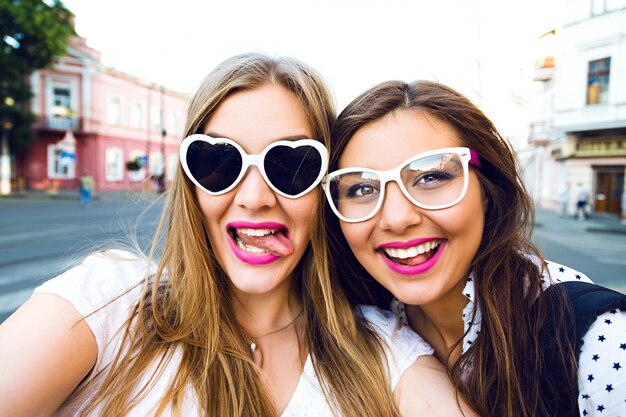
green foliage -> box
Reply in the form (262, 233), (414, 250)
(2, 106), (35, 154)
(0, 0), (75, 78)
(0, 0), (75, 154)
(126, 158), (142, 172)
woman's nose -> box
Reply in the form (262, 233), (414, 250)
(377, 182), (423, 234)
(233, 167), (277, 210)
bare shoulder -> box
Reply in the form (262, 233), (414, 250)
(395, 355), (480, 417)
(0, 293), (97, 416)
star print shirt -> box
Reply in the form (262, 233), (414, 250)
(392, 260), (626, 417)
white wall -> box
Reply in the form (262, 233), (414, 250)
(554, 5), (626, 131)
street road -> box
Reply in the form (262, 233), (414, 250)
(533, 208), (626, 293)
(0, 197), (625, 325)
(0, 194), (164, 323)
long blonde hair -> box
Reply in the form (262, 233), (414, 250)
(81, 53), (400, 417)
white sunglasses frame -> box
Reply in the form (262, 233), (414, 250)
(180, 134), (329, 199)
(323, 147), (480, 222)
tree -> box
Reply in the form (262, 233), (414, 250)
(0, 0), (75, 155)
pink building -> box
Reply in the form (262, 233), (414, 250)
(19, 36), (188, 192)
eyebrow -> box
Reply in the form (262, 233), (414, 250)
(204, 132), (312, 141)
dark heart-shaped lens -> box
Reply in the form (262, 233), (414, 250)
(186, 141), (243, 193)
(264, 145), (322, 196)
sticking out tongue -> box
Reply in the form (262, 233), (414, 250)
(237, 230), (294, 257)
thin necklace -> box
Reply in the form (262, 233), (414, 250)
(248, 308), (303, 353)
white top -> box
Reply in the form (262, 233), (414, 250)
(34, 250), (432, 417)
(392, 260), (626, 417)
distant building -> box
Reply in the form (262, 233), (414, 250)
(19, 36), (188, 192)
(523, 0), (626, 217)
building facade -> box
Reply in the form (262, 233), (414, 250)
(18, 36), (188, 192)
(524, 0), (626, 218)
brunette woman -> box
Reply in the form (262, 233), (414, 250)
(325, 80), (626, 417)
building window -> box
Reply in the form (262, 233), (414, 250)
(167, 111), (180, 136)
(52, 87), (72, 116)
(47, 144), (76, 179)
(150, 107), (162, 131)
(150, 151), (164, 176)
(167, 153), (178, 181)
(105, 147), (124, 181)
(107, 96), (122, 125)
(47, 85), (79, 130)
(587, 57), (610, 105)
(130, 103), (144, 129)
(128, 149), (146, 182)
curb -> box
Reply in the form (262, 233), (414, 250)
(535, 214), (626, 235)
(586, 227), (626, 235)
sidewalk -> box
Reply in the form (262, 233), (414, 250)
(535, 206), (626, 235)
(0, 189), (164, 202)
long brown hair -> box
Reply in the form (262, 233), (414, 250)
(326, 80), (578, 417)
(81, 54), (399, 417)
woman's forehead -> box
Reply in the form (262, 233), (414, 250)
(338, 110), (463, 170)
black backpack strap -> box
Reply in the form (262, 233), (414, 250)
(539, 281), (626, 417)
(560, 281), (626, 353)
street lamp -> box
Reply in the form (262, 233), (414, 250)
(0, 95), (14, 196)
(157, 85), (166, 194)
(158, 126), (166, 193)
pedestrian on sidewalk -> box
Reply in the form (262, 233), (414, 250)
(559, 183), (570, 218)
(621, 190), (626, 225)
(79, 171), (93, 208)
(576, 183), (589, 220)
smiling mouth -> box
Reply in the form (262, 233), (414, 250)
(379, 240), (443, 266)
(228, 227), (293, 257)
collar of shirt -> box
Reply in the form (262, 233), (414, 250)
(460, 274), (481, 353)
(390, 275), (480, 355)
(390, 259), (592, 355)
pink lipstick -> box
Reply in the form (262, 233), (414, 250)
(226, 221), (290, 265)
(377, 239), (446, 276)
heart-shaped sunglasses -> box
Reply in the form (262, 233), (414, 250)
(180, 134), (328, 199)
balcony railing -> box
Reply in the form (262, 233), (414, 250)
(528, 121), (552, 145)
(34, 116), (83, 132)
(534, 56), (555, 82)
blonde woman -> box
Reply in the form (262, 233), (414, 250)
(0, 54), (471, 417)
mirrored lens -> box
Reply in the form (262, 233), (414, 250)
(328, 171), (381, 221)
(400, 153), (465, 207)
(186, 141), (242, 192)
(329, 152), (466, 220)
(264, 145), (323, 196)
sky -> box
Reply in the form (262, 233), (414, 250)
(62, 0), (565, 143)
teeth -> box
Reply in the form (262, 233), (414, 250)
(383, 240), (441, 259)
(237, 228), (276, 237)
(235, 236), (268, 254)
